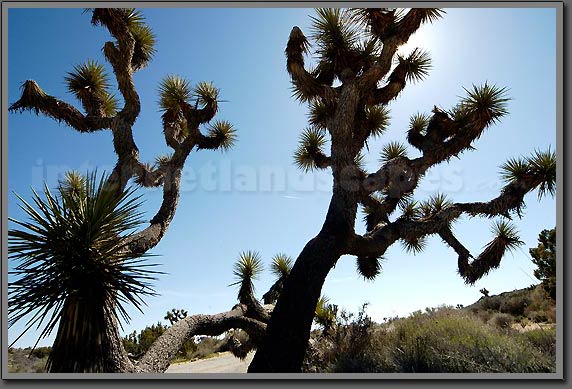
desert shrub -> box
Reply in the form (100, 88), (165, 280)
(187, 336), (227, 361)
(499, 295), (530, 316)
(488, 313), (515, 329)
(307, 307), (555, 373)
(30, 347), (51, 359)
(389, 309), (553, 373)
(7, 348), (48, 373)
(519, 328), (556, 357)
(303, 304), (394, 373)
(527, 311), (548, 323)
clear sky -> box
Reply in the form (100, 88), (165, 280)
(7, 7), (556, 347)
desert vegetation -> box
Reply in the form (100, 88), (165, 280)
(303, 288), (556, 373)
(8, 7), (556, 374)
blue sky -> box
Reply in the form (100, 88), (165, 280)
(7, 7), (556, 347)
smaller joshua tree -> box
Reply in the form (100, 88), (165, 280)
(9, 172), (158, 373)
(164, 308), (189, 325)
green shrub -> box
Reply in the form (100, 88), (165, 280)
(306, 307), (556, 373)
(519, 328), (556, 357)
(488, 313), (514, 329)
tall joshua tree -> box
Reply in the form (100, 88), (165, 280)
(8, 8), (238, 372)
(249, 8), (556, 372)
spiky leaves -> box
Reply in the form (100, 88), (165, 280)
(310, 8), (361, 79)
(528, 149), (556, 200)
(379, 141), (408, 164)
(397, 48), (432, 83)
(293, 127), (330, 172)
(8, 172), (158, 371)
(419, 193), (453, 219)
(129, 22), (156, 71)
(90, 8), (156, 71)
(459, 82), (510, 128)
(158, 75), (192, 115)
(158, 75), (192, 139)
(499, 157), (530, 184)
(364, 105), (391, 138)
(458, 220), (523, 284)
(65, 61), (110, 100)
(58, 171), (87, 198)
(199, 120), (237, 151)
(499, 148), (556, 200)
(270, 254), (294, 279)
(64, 60), (118, 116)
(407, 113), (430, 150)
(314, 295), (337, 332)
(356, 255), (383, 280)
(231, 251), (263, 304)
(399, 199), (421, 220)
(262, 254), (294, 305)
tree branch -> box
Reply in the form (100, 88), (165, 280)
(98, 9), (140, 125)
(9, 80), (112, 132)
(135, 305), (267, 373)
(348, 177), (539, 263)
(358, 8), (442, 90)
(286, 26), (335, 102)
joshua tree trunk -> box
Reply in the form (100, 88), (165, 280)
(47, 295), (133, 373)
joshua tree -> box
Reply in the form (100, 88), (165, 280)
(164, 308), (189, 325)
(8, 8), (239, 372)
(530, 228), (556, 300)
(314, 296), (338, 336)
(480, 288), (490, 298)
(248, 8), (556, 372)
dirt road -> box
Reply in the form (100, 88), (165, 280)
(166, 352), (254, 374)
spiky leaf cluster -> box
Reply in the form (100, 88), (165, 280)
(460, 220), (523, 284)
(154, 153), (173, 170)
(8, 172), (158, 346)
(399, 200), (421, 220)
(397, 48), (432, 83)
(158, 75), (192, 114)
(205, 120), (237, 151)
(314, 295), (337, 331)
(364, 105), (391, 138)
(89, 8), (156, 71)
(400, 235), (428, 254)
(193, 81), (220, 108)
(57, 171), (87, 198)
(65, 60), (111, 100)
(270, 254), (293, 278)
(419, 193), (453, 218)
(356, 255), (383, 280)
(499, 148), (556, 200)
(459, 82), (510, 127)
(379, 141), (408, 164)
(310, 8), (365, 82)
(64, 60), (118, 115)
(293, 127), (328, 172)
(231, 251), (263, 303)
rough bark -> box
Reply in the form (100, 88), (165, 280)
(135, 305), (266, 373)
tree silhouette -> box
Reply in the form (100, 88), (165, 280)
(249, 8), (556, 372)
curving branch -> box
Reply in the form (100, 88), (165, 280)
(135, 305), (266, 373)
(9, 80), (112, 132)
(358, 8), (443, 90)
(286, 26), (336, 102)
(97, 9), (140, 124)
(348, 175), (543, 280)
